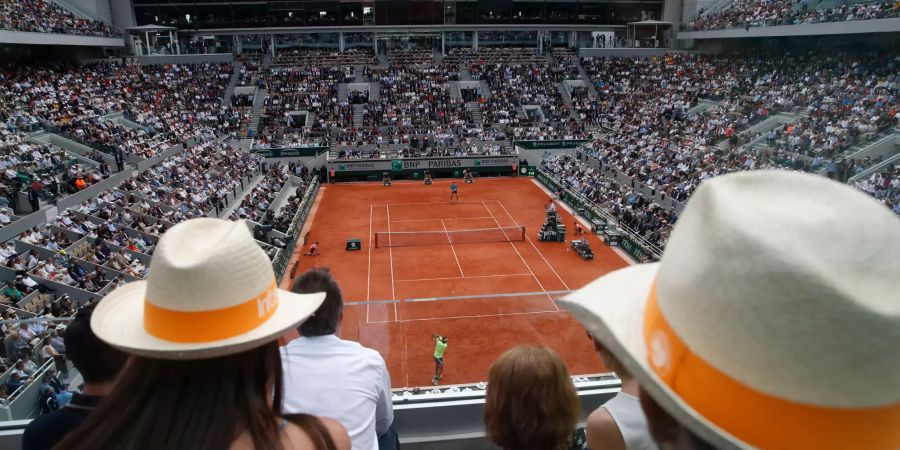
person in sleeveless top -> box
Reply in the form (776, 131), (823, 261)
(586, 335), (658, 450)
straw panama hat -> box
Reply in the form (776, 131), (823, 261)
(560, 170), (900, 450)
(91, 218), (325, 360)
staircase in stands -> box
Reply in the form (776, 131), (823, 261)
(247, 88), (267, 133)
(353, 104), (365, 128)
(466, 102), (482, 126)
(556, 82), (579, 120)
(222, 62), (243, 107)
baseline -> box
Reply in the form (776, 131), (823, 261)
(390, 216), (493, 223)
(394, 273), (531, 283)
(371, 200), (484, 207)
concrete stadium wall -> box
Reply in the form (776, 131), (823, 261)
(0, 382), (619, 450)
(41, 133), (114, 167)
(0, 209), (54, 243)
(133, 53), (235, 65)
(136, 144), (185, 171)
(0, 143), (185, 241)
(108, 0), (136, 30)
(849, 134), (900, 181)
(663, 0), (685, 31)
(304, 152), (330, 171)
(51, 0), (112, 23)
(578, 48), (705, 57)
(54, 170), (135, 211)
(846, 132), (898, 163)
(0, 31), (123, 47)
(518, 148), (578, 166)
(739, 114), (797, 137)
(383, 382), (620, 450)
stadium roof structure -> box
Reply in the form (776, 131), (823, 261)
(625, 20), (673, 47)
(127, 24), (178, 32)
(626, 20), (673, 26)
(126, 25), (182, 55)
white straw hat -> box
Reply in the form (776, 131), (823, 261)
(560, 171), (900, 450)
(91, 218), (324, 360)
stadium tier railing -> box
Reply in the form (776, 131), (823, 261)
(272, 177), (320, 281)
(0, 372), (622, 450)
(535, 168), (663, 262)
(0, 359), (57, 422)
(374, 226), (526, 248)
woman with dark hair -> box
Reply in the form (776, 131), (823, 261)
(54, 341), (347, 450)
(53, 218), (350, 450)
(40, 336), (60, 360)
(484, 345), (581, 450)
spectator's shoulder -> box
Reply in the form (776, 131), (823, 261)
(346, 339), (388, 365)
(22, 411), (66, 450)
(585, 406), (625, 450)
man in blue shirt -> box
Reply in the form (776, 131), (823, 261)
(826, 159), (837, 179)
(450, 183), (459, 204)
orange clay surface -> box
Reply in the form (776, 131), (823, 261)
(280, 177), (629, 388)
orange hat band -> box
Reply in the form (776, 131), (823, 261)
(642, 281), (900, 450)
(144, 280), (278, 343)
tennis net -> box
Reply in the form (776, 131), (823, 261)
(375, 226), (526, 248)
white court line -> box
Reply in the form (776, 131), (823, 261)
(368, 309), (564, 324)
(495, 199), (571, 291)
(370, 201), (484, 207)
(441, 219), (465, 277)
(394, 273), (532, 283)
(386, 204), (398, 322)
(481, 201), (559, 312)
(390, 216), (493, 223)
(403, 334), (409, 388)
(366, 204), (373, 324)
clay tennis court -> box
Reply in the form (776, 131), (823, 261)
(282, 177), (630, 388)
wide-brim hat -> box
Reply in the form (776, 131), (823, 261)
(92, 218), (324, 360)
(560, 171), (900, 450)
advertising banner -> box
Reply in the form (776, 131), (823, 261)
(330, 156), (517, 173)
(251, 147), (328, 158)
(514, 140), (590, 150)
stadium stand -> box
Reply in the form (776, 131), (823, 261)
(684, 0), (898, 30)
(0, 1), (898, 446)
(0, 0), (119, 37)
(571, 51), (899, 228)
(256, 64), (353, 148)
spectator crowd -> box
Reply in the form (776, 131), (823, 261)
(684, 0), (898, 31)
(0, 0), (120, 37)
(558, 50), (899, 249)
(15, 165), (900, 450)
(0, 18), (900, 450)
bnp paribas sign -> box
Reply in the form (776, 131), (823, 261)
(394, 159), (464, 171)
